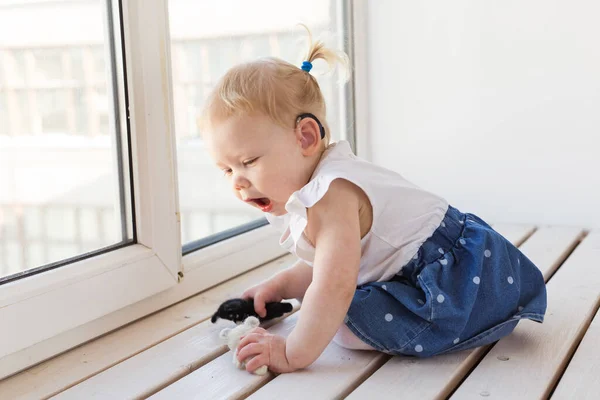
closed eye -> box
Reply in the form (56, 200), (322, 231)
(222, 168), (232, 176)
(243, 157), (258, 166)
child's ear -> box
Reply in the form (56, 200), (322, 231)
(295, 116), (321, 156)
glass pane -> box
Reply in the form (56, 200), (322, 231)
(0, 0), (133, 282)
(31, 49), (64, 84)
(168, 0), (344, 246)
(37, 90), (69, 133)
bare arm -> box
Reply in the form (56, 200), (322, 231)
(241, 258), (313, 318)
(284, 179), (362, 369)
(271, 259), (313, 300)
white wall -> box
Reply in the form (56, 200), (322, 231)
(366, 0), (600, 228)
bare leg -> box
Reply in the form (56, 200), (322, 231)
(332, 323), (376, 351)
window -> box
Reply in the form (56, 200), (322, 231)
(0, 1), (133, 283)
(0, 0), (356, 379)
(168, 0), (351, 249)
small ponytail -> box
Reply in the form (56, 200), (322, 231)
(300, 23), (349, 81)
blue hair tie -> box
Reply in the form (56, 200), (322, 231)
(301, 61), (313, 72)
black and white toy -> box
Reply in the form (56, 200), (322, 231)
(211, 298), (293, 324)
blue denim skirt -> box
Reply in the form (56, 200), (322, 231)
(344, 205), (547, 357)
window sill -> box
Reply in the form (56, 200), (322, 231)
(0, 225), (284, 380)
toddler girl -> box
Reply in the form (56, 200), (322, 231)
(199, 29), (547, 374)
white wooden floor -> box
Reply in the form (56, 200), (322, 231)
(1, 225), (599, 400)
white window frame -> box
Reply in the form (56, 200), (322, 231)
(0, 0), (361, 379)
(0, 0), (181, 377)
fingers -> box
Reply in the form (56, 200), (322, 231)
(241, 289), (254, 300)
(237, 342), (264, 362)
(241, 287), (266, 318)
(253, 293), (267, 318)
(237, 329), (266, 349)
(245, 355), (269, 373)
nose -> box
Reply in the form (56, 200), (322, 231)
(232, 172), (250, 191)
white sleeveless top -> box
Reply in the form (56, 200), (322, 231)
(266, 141), (449, 285)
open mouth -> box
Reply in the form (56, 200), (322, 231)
(246, 197), (273, 212)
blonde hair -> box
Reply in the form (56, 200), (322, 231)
(199, 25), (349, 146)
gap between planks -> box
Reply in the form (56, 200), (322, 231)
(53, 304), (301, 400)
(449, 230), (599, 399)
(0, 255), (296, 400)
(346, 226), (584, 400)
(149, 225), (550, 400)
(551, 307), (600, 400)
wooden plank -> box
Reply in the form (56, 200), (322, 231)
(53, 303), (300, 400)
(149, 314), (298, 400)
(346, 226), (583, 400)
(156, 225), (542, 400)
(348, 350), (479, 399)
(492, 224), (535, 247)
(0, 255), (295, 400)
(450, 231), (600, 399)
(552, 308), (600, 399)
(517, 226), (585, 280)
(150, 312), (388, 400)
(246, 334), (388, 399)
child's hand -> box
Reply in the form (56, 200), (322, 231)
(237, 327), (296, 374)
(242, 280), (283, 318)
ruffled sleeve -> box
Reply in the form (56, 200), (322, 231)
(285, 174), (340, 254)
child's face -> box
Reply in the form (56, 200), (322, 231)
(205, 114), (316, 216)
